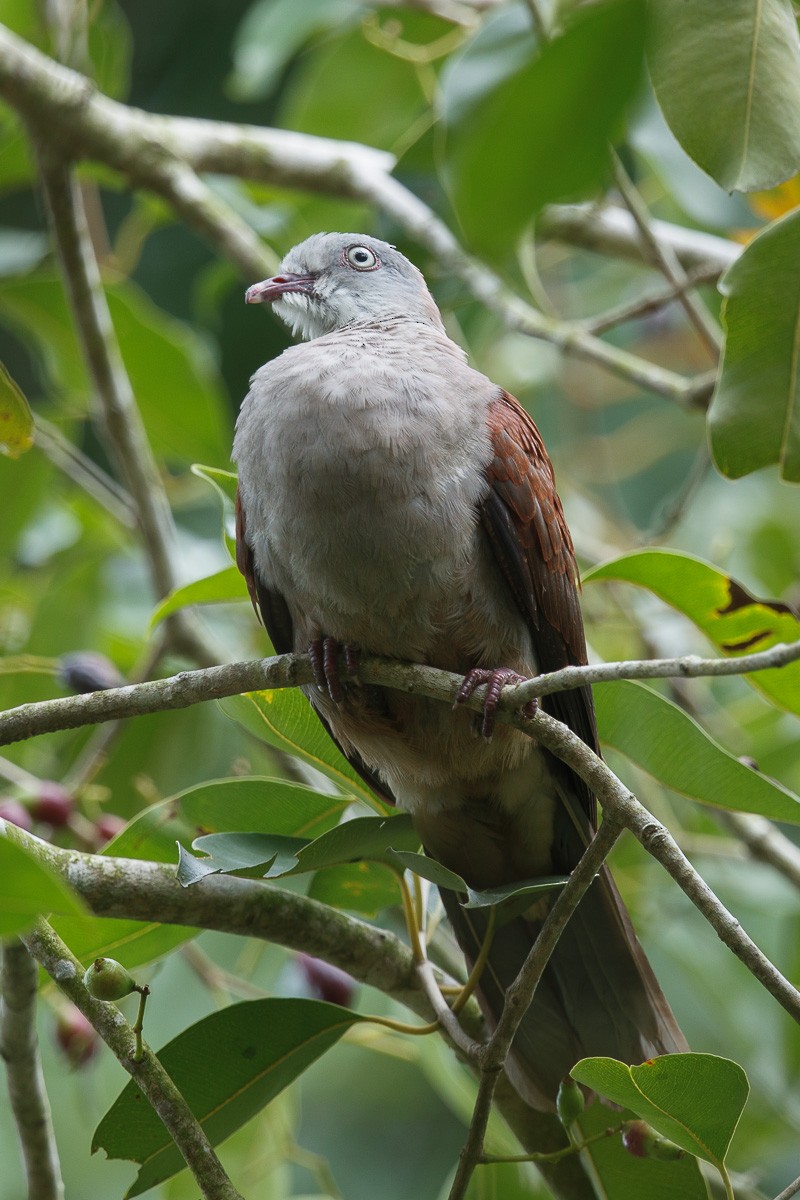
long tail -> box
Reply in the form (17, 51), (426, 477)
(439, 865), (687, 1111)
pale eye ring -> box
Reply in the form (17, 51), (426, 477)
(344, 244), (379, 271)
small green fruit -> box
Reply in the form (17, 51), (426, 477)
(83, 958), (137, 1001)
(556, 1077), (585, 1128)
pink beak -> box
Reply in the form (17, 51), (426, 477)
(245, 273), (316, 305)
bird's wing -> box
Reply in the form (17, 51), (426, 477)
(481, 389), (599, 846)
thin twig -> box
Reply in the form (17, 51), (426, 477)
(580, 265), (723, 336)
(34, 414), (136, 528)
(610, 151), (722, 359)
(715, 811), (800, 892)
(0, 941), (65, 1200)
(774, 1173), (800, 1200)
(524, 708), (800, 1022)
(21, 919), (245, 1200)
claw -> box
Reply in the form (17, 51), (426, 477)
(455, 668), (537, 740)
(308, 637), (360, 704)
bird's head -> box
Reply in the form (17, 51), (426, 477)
(245, 232), (445, 340)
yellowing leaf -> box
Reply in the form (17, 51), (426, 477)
(0, 360), (34, 458)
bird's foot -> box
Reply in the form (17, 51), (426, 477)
(308, 637), (360, 703)
(455, 668), (537, 740)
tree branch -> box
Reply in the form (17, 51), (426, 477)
(21, 919), (245, 1200)
(0, 24), (708, 406)
(3, 640), (800, 748)
(0, 941), (64, 1200)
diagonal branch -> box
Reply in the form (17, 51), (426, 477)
(21, 919), (244, 1200)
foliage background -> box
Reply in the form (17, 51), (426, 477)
(0, 1), (799, 1198)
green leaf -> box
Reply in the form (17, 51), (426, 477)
(307, 861), (401, 915)
(181, 814), (419, 884)
(648, 0), (800, 192)
(0, 275), (230, 467)
(0, 359), (33, 458)
(92, 998), (364, 1197)
(444, 0), (647, 256)
(463, 875), (569, 910)
(385, 850), (467, 892)
(51, 915), (199, 972)
(219, 690), (384, 810)
(177, 777), (350, 839)
(573, 1097), (709, 1198)
(572, 1054), (748, 1180)
(595, 679), (800, 823)
(585, 548), (800, 713)
(191, 464), (238, 560)
(149, 566), (247, 627)
(0, 833), (86, 935)
(708, 209), (800, 482)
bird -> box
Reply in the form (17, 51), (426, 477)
(233, 232), (686, 1111)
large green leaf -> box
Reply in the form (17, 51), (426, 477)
(444, 0), (647, 255)
(708, 208), (800, 483)
(595, 679), (800, 822)
(0, 275), (230, 467)
(219, 689), (384, 810)
(572, 1054), (748, 1188)
(649, 0), (800, 192)
(93, 998), (364, 1197)
(0, 831), (86, 936)
(586, 549), (800, 713)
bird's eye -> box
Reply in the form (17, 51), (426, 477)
(344, 245), (379, 271)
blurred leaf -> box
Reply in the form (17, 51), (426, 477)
(219, 689), (384, 810)
(279, 24), (425, 149)
(0, 275), (230, 467)
(0, 230), (47, 276)
(149, 565), (247, 627)
(572, 1096), (709, 1198)
(0, 359), (33, 457)
(444, 0), (647, 256)
(438, 2), (536, 126)
(572, 1054), (748, 1179)
(586, 549), (800, 712)
(0, 832), (86, 935)
(51, 914), (198, 971)
(93, 998), (364, 1197)
(649, 0), (800, 192)
(86, 0), (132, 100)
(595, 679), (800, 822)
(229, 0), (365, 101)
(191, 464), (238, 560)
(709, 208), (800, 482)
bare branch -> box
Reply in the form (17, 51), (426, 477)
(0, 941), (64, 1200)
(0, 24), (706, 406)
(21, 919), (244, 1200)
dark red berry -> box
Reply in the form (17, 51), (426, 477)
(297, 954), (355, 1007)
(58, 651), (125, 694)
(94, 813), (126, 846)
(30, 781), (74, 827)
(55, 1004), (98, 1068)
(0, 799), (33, 831)
(621, 1120), (684, 1161)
